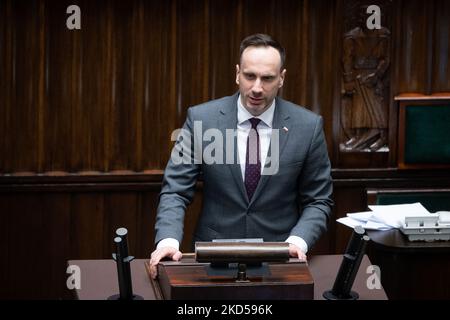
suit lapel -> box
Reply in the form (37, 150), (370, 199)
(249, 97), (291, 207)
(217, 93), (248, 203)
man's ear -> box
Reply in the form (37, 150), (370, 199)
(235, 64), (240, 85)
(279, 69), (287, 88)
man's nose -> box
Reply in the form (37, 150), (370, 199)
(252, 79), (263, 94)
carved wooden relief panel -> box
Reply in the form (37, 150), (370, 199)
(340, 1), (392, 153)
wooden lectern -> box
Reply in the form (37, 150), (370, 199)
(145, 254), (314, 300)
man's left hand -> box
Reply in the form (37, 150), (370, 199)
(288, 243), (307, 262)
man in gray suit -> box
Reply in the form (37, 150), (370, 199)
(150, 34), (333, 279)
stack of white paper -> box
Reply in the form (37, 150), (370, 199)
(337, 202), (431, 230)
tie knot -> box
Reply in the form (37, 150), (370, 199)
(249, 118), (261, 129)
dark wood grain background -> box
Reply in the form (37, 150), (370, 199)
(1, 0), (449, 298)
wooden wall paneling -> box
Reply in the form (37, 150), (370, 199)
(6, 1), (42, 173)
(389, 0), (403, 167)
(431, 0), (450, 92)
(4, 194), (44, 298)
(241, 0), (275, 36)
(37, 1), (46, 173)
(331, 0), (345, 167)
(44, 1), (79, 173)
(71, 0), (109, 172)
(130, 1), (145, 172)
(0, 0), (9, 172)
(273, 1), (308, 107)
(175, 0), (210, 125)
(424, 1), (436, 94)
(396, 0), (434, 93)
(69, 193), (105, 259)
(107, 1), (138, 171)
(1, 0), (448, 174)
(42, 193), (71, 299)
(103, 192), (139, 257)
(0, 195), (10, 298)
(332, 186), (370, 253)
(301, 0), (335, 117)
(66, 1), (84, 172)
(303, 0), (339, 159)
(98, 0), (115, 172)
(109, 0), (170, 172)
(141, 0), (177, 169)
(208, 0), (241, 100)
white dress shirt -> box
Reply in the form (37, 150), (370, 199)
(236, 96), (274, 177)
(157, 95), (308, 254)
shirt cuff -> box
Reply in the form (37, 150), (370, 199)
(285, 236), (308, 254)
(156, 238), (180, 251)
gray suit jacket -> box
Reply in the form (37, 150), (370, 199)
(155, 93), (333, 249)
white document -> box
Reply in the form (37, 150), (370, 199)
(337, 203), (431, 230)
(347, 211), (373, 222)
(363, 220), (392, 230)
(337, 216), (393, 230)
(368, 202), (430, 228)
(336, 217), (365, 229)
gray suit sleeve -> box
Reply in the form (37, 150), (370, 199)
(290, 116), (334, 248)
(154, 107), (201, 245)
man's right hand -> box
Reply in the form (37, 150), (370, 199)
(149, 246), (182, 279)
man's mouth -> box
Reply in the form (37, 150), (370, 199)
(249, 96), (263, 104)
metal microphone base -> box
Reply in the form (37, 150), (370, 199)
(322, 290), (359, 300)
(107, 294), (144, 300)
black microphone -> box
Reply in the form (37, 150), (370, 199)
(323, 225), (370, 300)
(108, 227), (143, 300)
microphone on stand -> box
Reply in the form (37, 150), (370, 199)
(108, 227), (143, 300)
(323, 225), (370, 300)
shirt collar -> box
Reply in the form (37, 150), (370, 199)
(237, 94), (275, 128)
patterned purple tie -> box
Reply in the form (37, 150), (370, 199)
(245, 118), (261, 200)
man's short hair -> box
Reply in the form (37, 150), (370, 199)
(239, 34), (286, 69)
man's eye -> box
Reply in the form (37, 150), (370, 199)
(262, 76), (275, 81)
(245, 74), (256, 80)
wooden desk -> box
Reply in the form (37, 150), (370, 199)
(367, 230), (450, 299)
(69, 254), (387, 300)
(153, 258), (313, 300)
